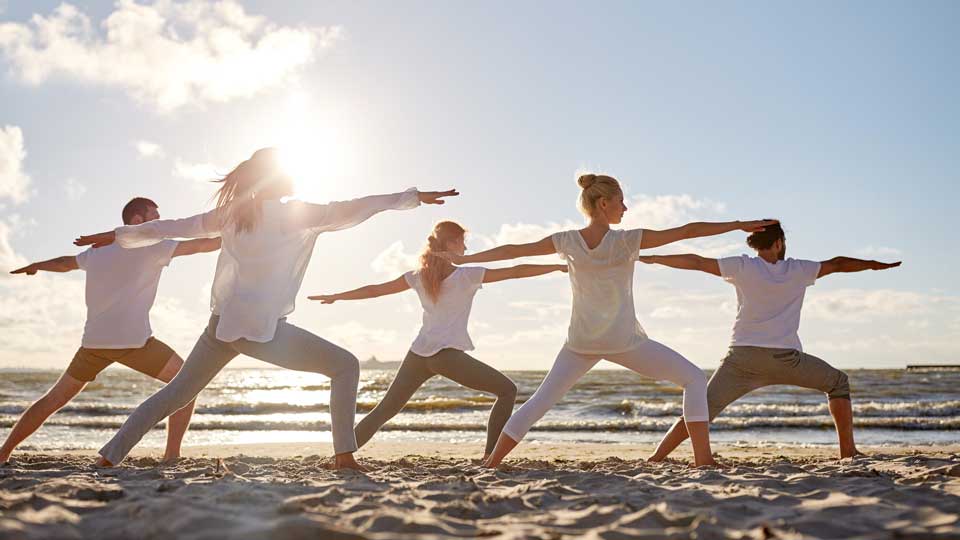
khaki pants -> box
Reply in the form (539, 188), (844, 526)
(707, 346), (850, 421)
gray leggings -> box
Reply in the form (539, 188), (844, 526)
(355, 348), (517, 456)
(99, 315), (360, 464)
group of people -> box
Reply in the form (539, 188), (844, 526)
(3, 148), (901, 470)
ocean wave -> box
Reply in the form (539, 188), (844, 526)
(603, 400), (960, 418)
(6, 415), (959, 432)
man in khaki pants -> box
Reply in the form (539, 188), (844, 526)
(640, 222), (900, 461)
(2, 197), (220, 464)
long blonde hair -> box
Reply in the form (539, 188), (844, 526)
(418, 221), (467, 303)
(214, 148), (291, 233)
(577, 173), (622, 217)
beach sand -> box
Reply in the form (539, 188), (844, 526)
(2, 441), (959, 539)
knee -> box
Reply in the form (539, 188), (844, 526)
(156, 357), (183, 383)
(828, 370), (850, 400)
(499, 380), (518, 402)
(334, 352), (360, 380)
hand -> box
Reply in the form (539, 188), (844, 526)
(418, 189), (459, 205)
(10, 263), (38, 276)
(74, 231), (116, 248)
(308, 294), (339, 304)
(737, 219), (779, 233)
(869, 261), (901, 271)
(557, 265), (569, 273)
(433, 251), (467, 264)
(638, 256), (657, 264)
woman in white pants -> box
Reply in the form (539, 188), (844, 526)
(441, 174), (775, 467)
(75, 147), (457, 470)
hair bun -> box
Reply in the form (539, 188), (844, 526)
(578, 174), (598, 190)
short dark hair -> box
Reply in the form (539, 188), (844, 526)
(746, 221), (784, 250)
(122, 197), (158, 225)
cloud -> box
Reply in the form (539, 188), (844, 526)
(134, 140), (164, 159)
(321, 320), (400, 349)
(173, 158), (221, 185)
(804, 288), (957, 323)
(855, 246), (903, 259)
(0, 219), (27, 274)
(0, 125), (31, 204)
(371, 240), (419, 275)
(0, 1), (342, 112)
(63, 177), (87, 200)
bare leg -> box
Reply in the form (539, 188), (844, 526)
(829, 397), (859, 458)
(152, 354), (197, 463)
(685, 421), (716, 467)
(0, 373), (86, 463)
(483, 433), (519, 468)
(648, 417), (689, 462)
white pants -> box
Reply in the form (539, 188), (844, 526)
(502, 339), (709, 441)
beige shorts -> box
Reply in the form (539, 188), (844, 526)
(706, 346), (850, 420)
(66, 337), (175, 382)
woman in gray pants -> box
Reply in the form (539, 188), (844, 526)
(310, 221), (566, 460)
(75, 148), (458, 470)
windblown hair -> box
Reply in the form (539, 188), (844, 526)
(746, 220), (785, 250)
(121, 197), (158, 225)
(214, 148), (285, 234)
(418, 221), (467, 303)
(576, 173), (621, 217)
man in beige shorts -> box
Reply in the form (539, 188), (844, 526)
(2, 197), (220, 464)
(639, 222), (900, 460)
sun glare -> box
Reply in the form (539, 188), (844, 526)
(273, 92), (359, 203)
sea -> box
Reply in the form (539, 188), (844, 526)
(1, 367), (958, 452)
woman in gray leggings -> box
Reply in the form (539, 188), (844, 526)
(75, 148), (458, 470)
(310, 221), (566, 460)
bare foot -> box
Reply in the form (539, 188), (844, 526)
(94, 456), (114, 468)
(161, 454), (181, 466)
(841, 449), (866, 459)
(334, 453), (369, 472)
(646, 453), (666, 463)
(694, 457), (721, 469)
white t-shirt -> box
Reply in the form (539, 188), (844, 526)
(718, 255), (821, 351)
(404, 266), (486, 356)
(115, 190), (421, 343)
(551, 228), (647, 354)
(75, 241), (179, 349)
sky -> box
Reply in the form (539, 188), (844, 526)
(0, 0), (957, 370)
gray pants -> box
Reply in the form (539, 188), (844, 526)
(99, 315), (360, 464)
(354, 348), (518, 456)
(707, 346), (850, 420)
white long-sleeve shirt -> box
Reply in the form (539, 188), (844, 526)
(114, 189), (421, 342)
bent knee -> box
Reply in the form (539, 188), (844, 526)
(827, 370), (850, 400)
(332, 351), (360, 379)
(499, 380), (518, 401)
(156, 357), (184, 383)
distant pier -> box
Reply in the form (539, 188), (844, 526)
(906, 364), (960, 372)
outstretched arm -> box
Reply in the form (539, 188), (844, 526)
(440, 236), (556, 264)
(818, 257), (901, 278)
(75, 210), (222, 249)
(173, 238), (222, 258)
(309, 275), (410, 304)
(639, 220), (778, 250)
(638, 254), (720, 276)
(300, 189), (458, 233)
(483, 264), (567, 284)
(10, 256), (79, 275)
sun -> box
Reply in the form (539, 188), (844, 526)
(273, 92), (359, 203)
